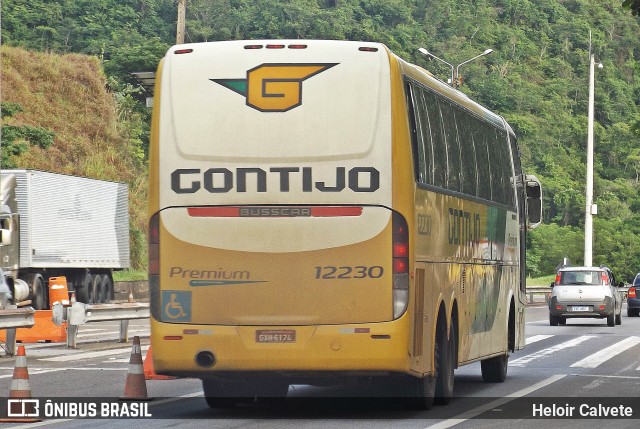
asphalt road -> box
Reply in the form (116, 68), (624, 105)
(1, 305), (639, 428)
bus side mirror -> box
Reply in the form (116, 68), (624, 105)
(525, 174), (542, 229)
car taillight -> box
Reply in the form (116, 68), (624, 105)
(149, 213), (160, 320)
(629, 287), (637, 299)
(392, 212), (409, 319)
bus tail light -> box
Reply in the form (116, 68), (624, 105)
(149, 213), (161, 320)
(629, 287), (637, 299)
(393, 212), (409, 319)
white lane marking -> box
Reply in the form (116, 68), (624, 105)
(38, 345), (150, 362)
(570, 336), (640, 368)
(78, 328), (149, 339)
(510, 335), (595, 367)
(525, 334), (554, 345)
(424, 374), (567, 429)
(0, 367), (128, 378)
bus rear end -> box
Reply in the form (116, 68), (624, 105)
(149, 40), (411, 391)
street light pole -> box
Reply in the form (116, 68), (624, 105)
(418, 48), (454, 85)
(418, 47), (493, 88)
(584, 52), (596, 267)
(176, 0), (186, 44)
(455, 49), (493, 87)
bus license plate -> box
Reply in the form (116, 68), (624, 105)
(572, 306), (590, 312)
(256, 330), (296, 343)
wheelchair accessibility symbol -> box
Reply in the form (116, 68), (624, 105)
(162, 291), (192, 322)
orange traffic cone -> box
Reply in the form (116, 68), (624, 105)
(10, 345), (32, 398)
(0, 345), (41, 422)
(120, 336), (151, 401)
(144, 345), (176, 380)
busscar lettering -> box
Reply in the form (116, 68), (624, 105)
(171, 167), (380, 194)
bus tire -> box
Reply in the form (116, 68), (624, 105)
(202, 379), (239, 408)
(408, 374), (435, 410)
(481, 353), (508, 383)
(202, 379), (288, 408)
(434, 320), (454, 405)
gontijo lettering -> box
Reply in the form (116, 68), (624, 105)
(171, 166), (380, 194)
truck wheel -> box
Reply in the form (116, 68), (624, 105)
(91, 274), (103, 304)
(81, 273), (93, 303)
(101, 275), (113, 303)
(31, 274), (47, 310)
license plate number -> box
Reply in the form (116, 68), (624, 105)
(256, 330), (296, 343)
(572, 306), (590, 312)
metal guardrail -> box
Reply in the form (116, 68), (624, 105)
(0, 305), (35, 356)
(525, 285), (630, 305)
(53, 301), (149, 349)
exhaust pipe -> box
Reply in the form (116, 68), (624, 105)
(195, 351), (216, 367)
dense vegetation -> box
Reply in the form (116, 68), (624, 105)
(1, 1), (639, 279)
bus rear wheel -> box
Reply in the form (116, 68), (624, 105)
(434, 321), (455, 405)
(202, 379), (289, 408)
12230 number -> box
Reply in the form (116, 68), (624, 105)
(314, 265), (384, 279)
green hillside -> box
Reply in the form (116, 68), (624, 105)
(1, 0), (640, 279)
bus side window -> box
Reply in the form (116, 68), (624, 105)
(422, 90), (447, 189)
(413, 87), (432, 184)
(440, 99), (461, 193)
(474, 124), (492, 201)
(456, 111), (477, 196)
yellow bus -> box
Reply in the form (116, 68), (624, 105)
(148, 40), (542, 409)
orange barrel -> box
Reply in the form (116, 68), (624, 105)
(49, 276), (70, 307)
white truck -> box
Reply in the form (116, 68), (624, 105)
(0, 170), (130, 309)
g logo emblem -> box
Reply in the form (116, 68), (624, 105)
(212, 63), (337, 112)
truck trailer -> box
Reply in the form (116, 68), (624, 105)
(0, 170), (130, 309)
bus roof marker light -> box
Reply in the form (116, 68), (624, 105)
(244, 45), (263, 49)
(288, 44), (307, 49)
(266, 44), (286, 49)
(174, 48), (193, 55)
(359, 47), (379, 52)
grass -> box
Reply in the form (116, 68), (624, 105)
(113, 270), (148, 282)
(526, 274), (555, 287)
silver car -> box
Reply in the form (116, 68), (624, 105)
(548, 266), (623, 327)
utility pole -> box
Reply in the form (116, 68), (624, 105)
(176, 0), (186, 44)
(584, 31), (602, 267)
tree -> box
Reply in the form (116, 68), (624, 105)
(622, 0), (640, 15)
(0, 102), (54, 168)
